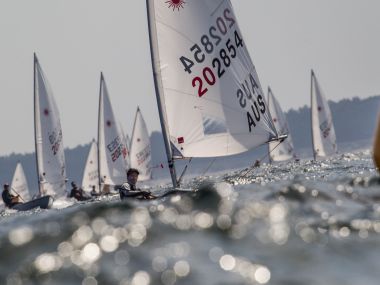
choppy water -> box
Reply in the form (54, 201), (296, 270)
(1, 150), (380, 285)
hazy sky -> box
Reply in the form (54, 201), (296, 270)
(0, 0), (379, 155)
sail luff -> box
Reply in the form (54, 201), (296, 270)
(146, 0), (178, 188)
(311, 69), (316, 160)
(97, 73), (103, 191)
(33, 53), (42, 196)
(267, 87), (273, 164)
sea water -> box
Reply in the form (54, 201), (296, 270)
(0, 149), (380, 285)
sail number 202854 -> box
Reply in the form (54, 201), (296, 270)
(178, 8), (244, 97)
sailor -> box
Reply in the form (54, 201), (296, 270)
(100, 175), (111, 195)
(1, 183), (23, 208)
(115, 168), (153, 200)
(90, 185), (101, 197)
(69, 181), (91, 201)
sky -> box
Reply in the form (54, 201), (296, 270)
(0, 0), (379, 155)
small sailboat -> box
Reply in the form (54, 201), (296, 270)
(146, 0), (281, 188)
(97, 73), (128, 193)
(267, 87), (295, 162)
(81, 139), (99, 193)
(11, 54), (62, 211)
(310, 69), (337, 160)
(11, 162), (31, 202)
(130, 107), (152, 181)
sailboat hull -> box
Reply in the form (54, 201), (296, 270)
(13, 196), (54, 211)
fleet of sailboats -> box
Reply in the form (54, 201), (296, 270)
(4, 1), (375, 211)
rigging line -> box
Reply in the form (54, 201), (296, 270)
(11, 187), (25, 202)
(238, 139), (284, 179)
(177, 157), (193, 185)
(201, 157), (217, 177)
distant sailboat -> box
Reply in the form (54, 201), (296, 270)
(11, 162), (31, 202)
(267, 87), (295, 162)
(97, 73), (128, 191)
(34, 53), (67, 198)
(146, 0), (280, 188)
(81, 139), (99, 193)
(130, 107), (152, 181)
(310, 69), (337, 159)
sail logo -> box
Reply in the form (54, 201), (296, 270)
(136, 145), (151, 166)
(107, 136), (126, 162)
(49, 129), (63, 155)
(320, 120), (332, 138)
(166, 0), (185, 11)
(236, 73), (267, 133)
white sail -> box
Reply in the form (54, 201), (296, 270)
(267, 87), (295, 162)
(11, 162), (31, 202)
(311, 70), (337, 159)
(81, 140), (99, 193)
(34, 54), (67, 197)
(130, 107), (152, 181)
(97, 73), (128, 187)
(147, 0), (277, 158)
(147, 0), (278, 186)
(120, 124), (131, 169)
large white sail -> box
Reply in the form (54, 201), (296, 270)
(130, 107), (152, 181)
(311, 70), (337, 159)
(11, 162), (31, 202)
(267, 87), (295, 162)
(81, 140), (99, 193)
(97, 73), (128, 187)
(147, 0), (278, 186)
(34, 54), (67, 197)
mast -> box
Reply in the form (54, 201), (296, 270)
(146, 0), (178, 188)
(97, 72), (103, 192)
(267, 87), (272, 164)
(130, 106), (140, 152)
(33, 53), (42, 196)
(310, 69), (316, 160)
